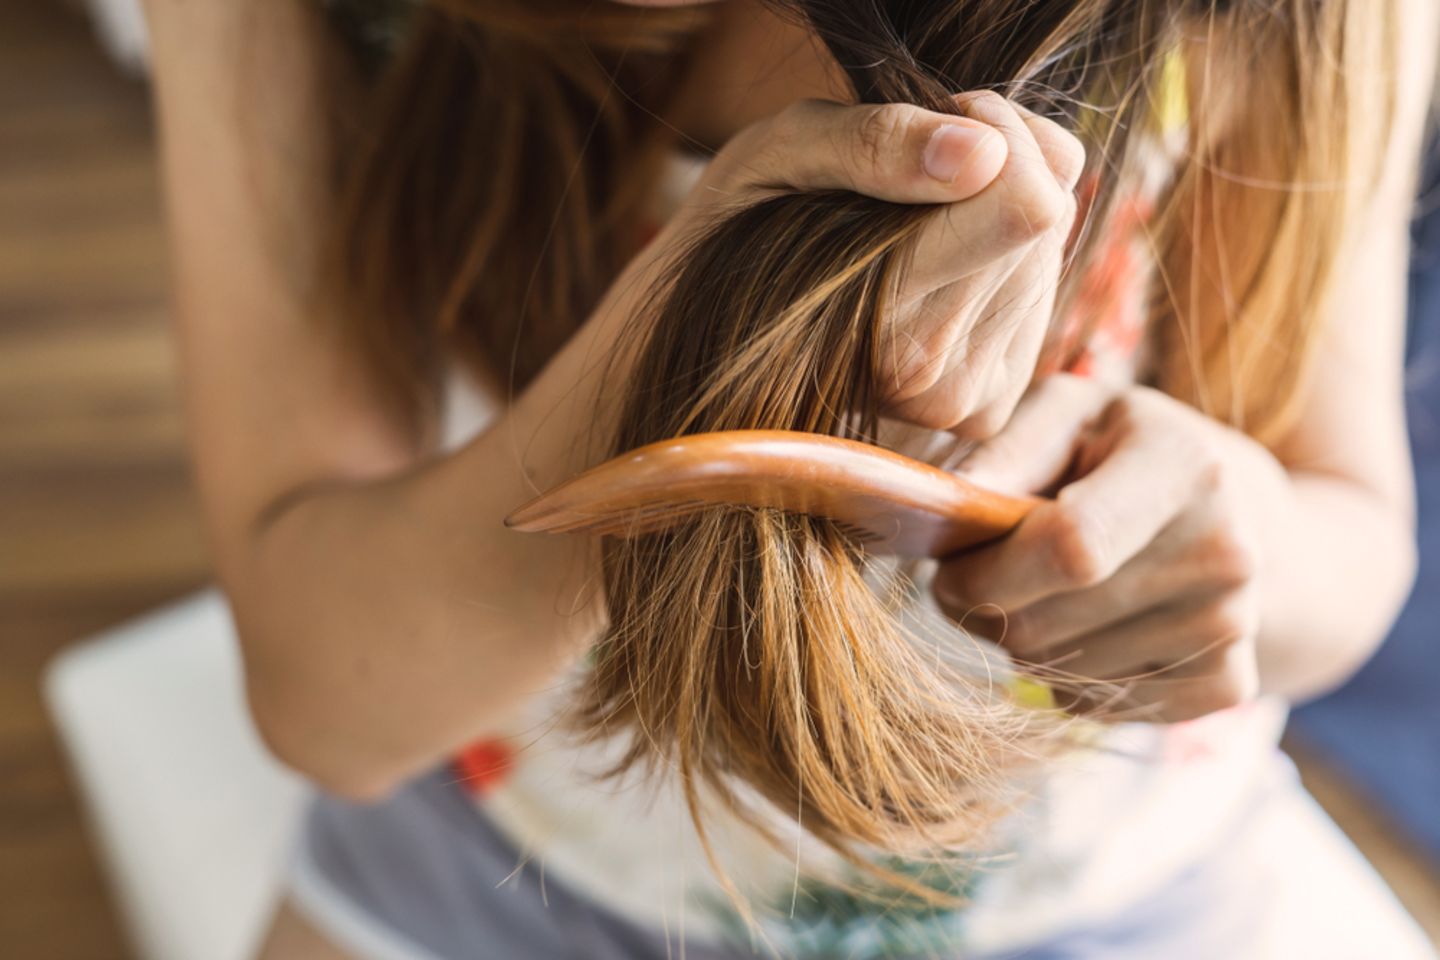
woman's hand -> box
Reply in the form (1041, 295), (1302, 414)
(933, 375), (1296, 722)
(674, 92), (1084, 438)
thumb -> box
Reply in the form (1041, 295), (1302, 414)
(720, 99), (1009, 205)
(954, 374), (1114, 495)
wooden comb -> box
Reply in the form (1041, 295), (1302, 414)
(505, 430), (1039, 557)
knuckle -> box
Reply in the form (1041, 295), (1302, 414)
(998, 179), (1071, 242)
(1110, 388), (1193, 447)
(713, 101), (822, 189)
(766, 99), (820, 153)
(1157, 668), (1250, 721)
(853, 103), (918, 176)
(1186, 439), (1229, 495)
(956, 606), (1008, 643)
(933, 562), (980, 614)
(1046, 129), (1087, 186)
(1155, 695), (1204, 723)
(1184, 662), (1257, 719)
(1113, 386), (1162, 424)
(1201, 593), (1259, 646)
(701, 146), (744, 192)
(1126, 382), (1172, 409)
(708, 121), (771, 188)
(1165, 684), (1240, 722)
(1201, 523), (1260, 587)
(956, 89), (1010, 120)
(1194, 455), (1226, 496)
(955, 401), (1010, 441)
(1036, 372), (1101, 407)
(932, 572), (961, 612)
(996, 610), (1039, 654)
(771, 98), (816, 131)
(1022, 110), (1088, 183)
(1060, 187), (1080, 224)
(906, 406), (966, 433)
(1169, 633), (1261, 716)
(1043, 504), (1113, 588)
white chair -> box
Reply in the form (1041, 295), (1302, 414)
(82, 0), (148, 73)
(45, 589), (309, 960)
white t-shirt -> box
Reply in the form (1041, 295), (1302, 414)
(435, 147), (1289, 958)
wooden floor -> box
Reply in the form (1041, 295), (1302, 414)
(0, 2), (209, 956)
(0, 2), (1436, 957)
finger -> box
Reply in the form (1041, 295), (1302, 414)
(955, 91), (1073, 224)
(889, 249), (1063, 435)
(943, 265), (1061, 441)
(896, 118), (1077, 432)
(952, 373), (1112, 493)
(1008, 101), (1087, 191)
(961, 570), (1158, 660)
(877, 253), (1031, 422)
(1011, 590), (1258, 681)
(956, 508), (1242, 655)
(1064, 640), (1259, 723)
(935, 415), (1199, 611)
(907, 92), (1078, 292)
(716, 99), (1009, 204)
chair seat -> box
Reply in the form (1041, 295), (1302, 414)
(45, 589), (308, 960)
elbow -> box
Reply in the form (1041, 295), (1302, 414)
(1289, 524), (1419, 702)
(1357, 519), (1420, 672)
(1392, 526), (1421, 618)
(223, 567), (418, 803)
(244, 666), (409, 803)
(218, 498), (435, 802)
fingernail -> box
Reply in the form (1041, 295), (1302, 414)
(923, 122), (999, 184)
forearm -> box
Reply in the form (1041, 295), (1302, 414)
(1252, 219), (1418, 702)
(1255, 469), (1417, 702)
(140, 0), (684, 796)
(229, 312), (627, 798)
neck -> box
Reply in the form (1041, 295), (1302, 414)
(666, 0), (850, 151)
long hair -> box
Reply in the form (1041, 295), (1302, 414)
(330, 0), (1395, 896)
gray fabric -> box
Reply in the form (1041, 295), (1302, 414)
(299, 766), (744, 960)
(296, 757), (1435, 960)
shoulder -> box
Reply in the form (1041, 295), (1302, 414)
(139, 0), (348, 90)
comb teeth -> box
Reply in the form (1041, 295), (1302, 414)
(831, 519), (879, 543)
(588, 499), (709, 536)
(516, 495), (888, 545)
(602, 503), (885, 545)
(509, 499), (707, 536)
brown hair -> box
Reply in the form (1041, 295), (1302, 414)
(331, 0), (1395, 898)
(331, 0), (705, 425)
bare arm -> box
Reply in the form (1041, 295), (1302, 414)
(1255, 0), (1437, 698)
(143, 0), (620, 796)
(933, 1), (1438, 712)
(145, 0), (1075, 796)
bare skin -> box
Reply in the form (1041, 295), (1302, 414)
(141, 0), (1078, 800)
(933, 14), (1439, 706)
(135, 0), (1436, 956)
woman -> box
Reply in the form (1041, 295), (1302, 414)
(138, 0), (1436, 956)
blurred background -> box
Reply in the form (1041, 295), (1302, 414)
(1, 0), (1437, 956)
